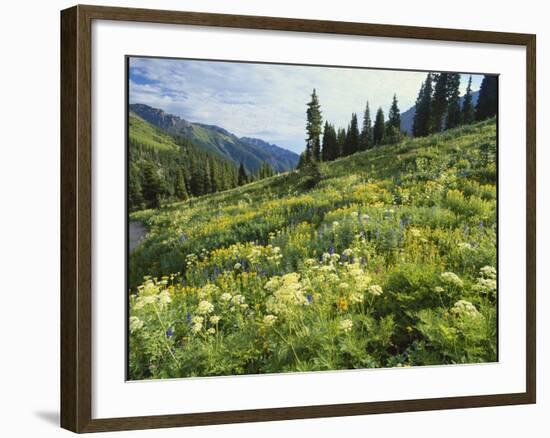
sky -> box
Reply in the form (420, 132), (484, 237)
(129, 57), (483, 154)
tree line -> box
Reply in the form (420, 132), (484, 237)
(412, 73), (497, 137)
(298, 74), (497, 168)
(129, 135), (276, 211)
(298, 89), (404, 168)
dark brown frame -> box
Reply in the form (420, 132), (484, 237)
(61, 4), (536, 433)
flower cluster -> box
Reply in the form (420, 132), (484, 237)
(451, 300), (482, 319)
(440, 271), (464, 288)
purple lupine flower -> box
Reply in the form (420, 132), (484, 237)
(479, 220), (484, 228)
(328, 246), (335, 255)
(186, 312), (192, 323)
(166, 327), (174, 338)
(306, 294), (313, 303)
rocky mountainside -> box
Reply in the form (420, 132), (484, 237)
(130, 103), (299, 173)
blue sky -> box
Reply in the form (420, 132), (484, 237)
(129, 57), (483, 154)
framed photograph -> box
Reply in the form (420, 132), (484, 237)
(60, 4), (536, 433)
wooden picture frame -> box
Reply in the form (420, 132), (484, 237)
(61, 4), (536, 433)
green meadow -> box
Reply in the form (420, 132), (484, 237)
(128, 119), (497, 380)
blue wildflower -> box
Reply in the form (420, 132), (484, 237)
(166, 327), (174, 338)
(328, 246), (335, 255)
(306, 294), (313, 303)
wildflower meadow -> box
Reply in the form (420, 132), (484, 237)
(128, 119), (498, 380)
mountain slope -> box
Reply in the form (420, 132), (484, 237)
(130, 103), (299, 173)
(130, 117), (497, 287)
(129, 118), (497, 378)
(240, 136), (300, 172)
(401, 90), (480, 134)
(128, 111), (241, 210)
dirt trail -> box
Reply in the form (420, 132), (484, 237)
(129, 221), (147, 253)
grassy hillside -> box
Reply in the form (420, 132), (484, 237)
(129, 112), (180, 152)
(130, 103), (299, 172)
(128, 119), (497, 380)
(128, 112), (242, 211)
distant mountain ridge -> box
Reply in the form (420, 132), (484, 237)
(129, 103), (299, 173)
(240, 137), (300, 173)
(400, 90), (480, 134)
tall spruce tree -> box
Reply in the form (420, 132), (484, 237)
(373, 107), (385, 146)
(344, 113), (360, 156)
(476, 75), (498, 121)
(141, 162), (165, 208)
(461, 75), (476, 125)
(445, 73), (462, 129)
(305, 89), (323, 162)
(359, 101), (373, 151)
(413, 73), (433, 137)
(296, 151), (307, 170)
(336, 127), (346, 158)
(174, 168), (188, 201)
(128, 163), (144, 210)
(237, 162), (248, 186)
(321, 122), (338, 161)
(387, 94), (401, 130)
(431, 73), (449, 133)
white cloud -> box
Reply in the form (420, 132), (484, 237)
(129, 57), (485, 154)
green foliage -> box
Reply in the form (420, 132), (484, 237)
(128, 113), (240, 210)
(360, 101), (373, 151)
(413, 73), (433, 137)
(129, 119), (497, 379)
(321, 122), (339, 162)
(387, 94), (401, 131)
(373, 107), (386, 146)
(238, 162), (249, 186)
(306, 89), (323, 162)
(431, 73), (449, 133)
(476, 75), (498, 121)
(462, 75), (476, 125)
(446, 73), (462, 129)
(344, 113), (360, 156)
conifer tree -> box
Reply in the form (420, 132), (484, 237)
(336, 127), (346, 158)
(305, 89), (323, 162)
(237, 162), (248, 186)
(445, 73), (461, 129)
(359, 101), (373, 151)
(413, 73), (433, 137)
(174, 168), (188, 201)
(141, 162), (165, 208)
(431, 73), (449, 132)
(128, 163), (144, 210)
(373, 107), (385, 146)
(476, 75), (498, 121)
(321, 121), (338, 161)
(297, 152), (307, 170)
(387, 94), (401, 130)
(344, 113), (360, 156)
(203, 160), (213, 194)
(461, 75), (476, 125)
